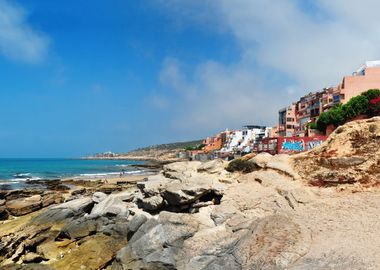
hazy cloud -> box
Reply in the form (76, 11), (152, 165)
(155, 0), (380, 133)
(0, 0), (49, 63)
(148, 93), (170, 110)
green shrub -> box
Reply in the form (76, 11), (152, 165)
(226, 158), (257, 173)
(316, 112), (330, 132)
(362, 89), (380, 116)
(197, 144), (205, 150)
(361, 89), (380, 100)
(316, 89), (380, 133)
(343, 95), (369, 119)
(308, 122), (317, 129)
(327, 104), (345, 127)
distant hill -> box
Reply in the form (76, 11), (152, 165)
(86, 139), (204, 161)
(129, 139), (204, 152)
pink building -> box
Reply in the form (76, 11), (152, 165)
(278, 104), (297, 137)
(338, 61), (380, 104)
(278, 61), (380, 137)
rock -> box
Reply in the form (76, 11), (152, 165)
(91, 191), (131, 218)
(219, 181), (292, 220)
(178, 225), (242, 270)
(329, 156), (367, 167)
(197, 159), (227, 174)
(6, 195), (42, 216)
(266, 154), (300, 180)
(22, 252), (45, 263)
(293, 117), (380, 186)
(113, 212), (200, 269)
(249, 152), (273, 168)
(226, 158), (258, 173)
(178, 215), (311, 270)
(96, 184), (122, 194)
(136, 195), (164, 212)
(162, 180), (221, 207)
(0, 199), (5, 206)
(58, 216), (109, 239)
(127, 214), (148, 235)
(0, 264), (54, 270)
(51, 234), (128, 270)
(163, 161), (202, 180)
(71, 187), (86, 196)
(41, 192), (64, 208)
(210, 203), (239, 226)
(3, 190), (43, 201)
(31, 197), (94, 225)
(92, 192), (107, 203)
(162, 186), (207, 206)
(0, 205), (9, 220)
(0, 224), (52, 265)
(233, 215), (311, 269)
(101, 222), (129, 238)
(137, 174), (173, 197)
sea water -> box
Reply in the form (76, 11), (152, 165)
(0, 158), (146, 189)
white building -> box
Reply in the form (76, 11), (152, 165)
(221, 125), (271, 153)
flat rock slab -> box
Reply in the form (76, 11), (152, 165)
(6, 195), (42, 216)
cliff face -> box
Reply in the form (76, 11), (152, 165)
(1, 118), (380, 270)
(293, 116), (380, 188)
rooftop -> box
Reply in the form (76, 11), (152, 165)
(355, 60), (380, 75)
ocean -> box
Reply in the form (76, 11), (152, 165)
(0, 158), (146, 189)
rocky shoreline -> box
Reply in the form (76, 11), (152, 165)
(1, 117), (380, 270)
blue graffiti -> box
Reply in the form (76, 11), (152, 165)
(307, 140), (323, 150)
(282, 140), (304, 151)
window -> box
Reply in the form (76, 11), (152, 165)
(286, 117), (294, 122)
(286, 125), (293, 129)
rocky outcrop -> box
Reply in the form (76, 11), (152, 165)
(31, 197), (94, 225)
(135, 161), (229, 213)
(293, 117), (380, 187)
(0, 191), (64, 218)
(2, 119), (380, 269)
(6, 195), (42, 216)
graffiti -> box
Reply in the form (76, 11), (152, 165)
(307, 140), (323, 150)
(281, 140), (304, 152)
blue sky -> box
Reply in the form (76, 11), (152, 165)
(0, 0), (379, 157)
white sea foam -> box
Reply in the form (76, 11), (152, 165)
(78, 170), (145, 177)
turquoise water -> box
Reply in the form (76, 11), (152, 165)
(0, 158), (145, 189)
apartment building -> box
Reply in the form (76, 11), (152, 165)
(220, 125), (270, 153)
(278, 61), (380, 137)
(203, 132), (227, 152)
(337, 61), (380, 103)
(278, 104), (297, 137)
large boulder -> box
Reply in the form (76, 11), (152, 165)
(136, 195), (164, 212)
(58, 215), (109, 239)
(163, 161), (202, 180)
(197, 159), (227, 174)
(248, 152), (273, 168)
(6, 195), (42, 216)
(293, 117), (380, 186)
(92, 192), (107, 203)
(31, 197), (94, 225)
(91, 191), (132, 218)
(41, 192), (64, 208)
(112, 212), (200, 269)
(0, 205), (9, 220)
(137, 172), (225, 212)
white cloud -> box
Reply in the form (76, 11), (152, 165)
(0, 0), (49, 63)
(159, 57), (197, 99)
(155, 0), (380, 134)
(148, 93), (169, 110)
